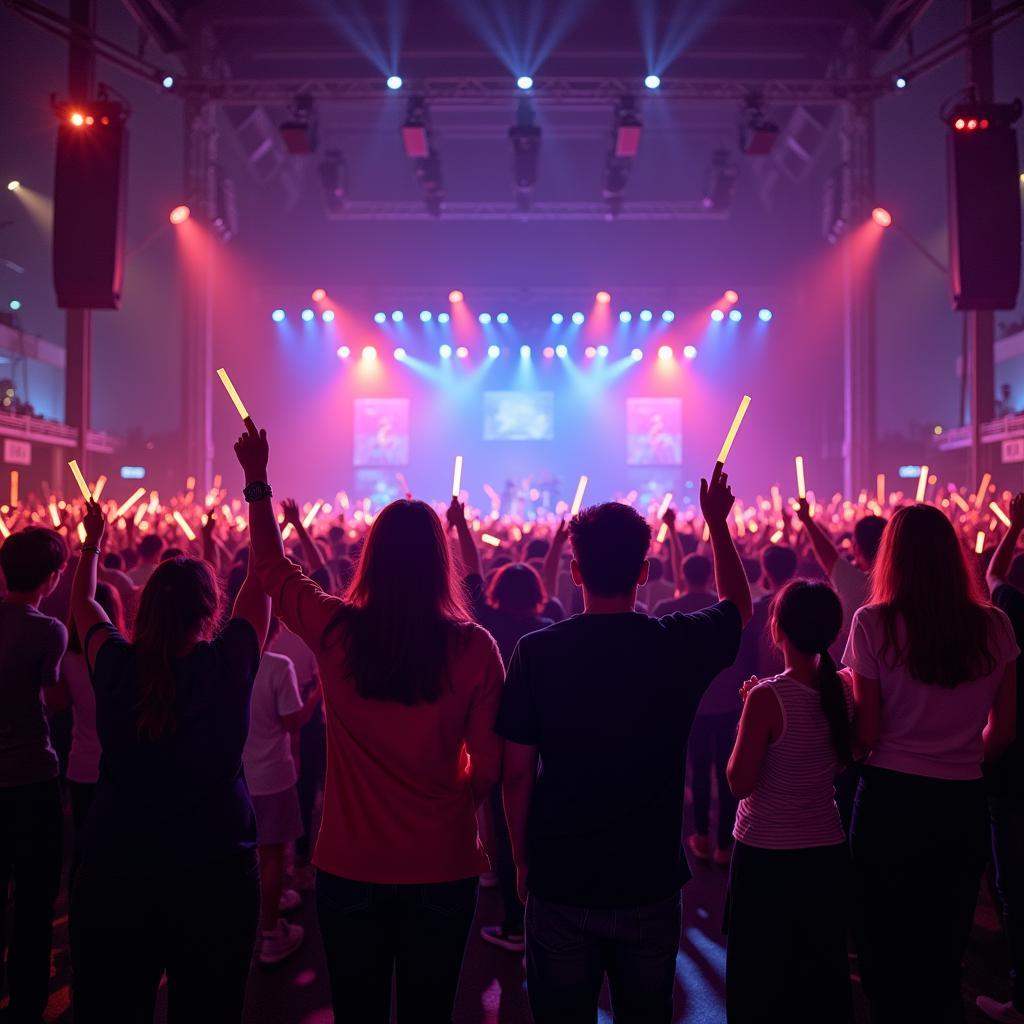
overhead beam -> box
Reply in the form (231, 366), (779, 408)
(321, 200), (727, 222)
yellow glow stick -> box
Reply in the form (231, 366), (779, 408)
(951, 493), (969, 512)
(0, 516), (9, 539)
(975, 530), (986, 555)
(990, 502), (1012, 528)
(716, 395), (751, 465)
(282, 523), (294, 540)
(68, 460), (92, 501)
(185, 475), (196, 492)
(77, 522), (87, 544)
(702, 522), (711, 542)
(451, 456), (464, 498)
(338, 491), (349, 510)
(172, 510), (196, 542)
(302, 501), (323, 529)
(876, 473), (886, 507)
(481, 533), (501, 547)
(114, 487), (147, 520)
(134, 504), (147, 526)
(92, 474), (107, 501)
(216, 367), (250, 421)
(975, 472), (992, 509)
(9, 470), (17, 506)
(770, 529), (784, 543)
(48, 502), (60, 527)
(656, 522), (669, 543)
(915, 465), (929, 503)
(571, 475), (589, 516)
(657, 492), (674, 518)
(795, 456), (806, 499)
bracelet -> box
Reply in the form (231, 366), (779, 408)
(81, 544), (101, 556)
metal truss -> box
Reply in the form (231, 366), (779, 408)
(321, 200), (727, 222)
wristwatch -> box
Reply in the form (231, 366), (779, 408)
(243, 480), (273, 503)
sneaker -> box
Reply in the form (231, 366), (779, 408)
(259, 920), (304, 965)
(687, 833), (710, 862)
(977, 997), (1024, 1022)
(713, 846), (732, 866)
(278, 888), (301, 913)
(480, 925), (526, 952)
(479, 871), (499, 889)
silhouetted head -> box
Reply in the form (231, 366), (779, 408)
(569, 503), (651, 598)
(0, 527), (67, 595)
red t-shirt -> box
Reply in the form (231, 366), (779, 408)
(258, 554), (504, 883)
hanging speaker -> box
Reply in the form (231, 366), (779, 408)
(53, 102), (128, 309)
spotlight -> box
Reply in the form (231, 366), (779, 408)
(449, 289), (464, 303)
(597, 344), (609, 357)
(456, 346), (469, 359)
(872, 206), (892, 228)
(619, 311), (632, 323)
(555, 344), (568, 358)
(710, 309), (725, 322)
(301, 308), (315, 322)
(644, 74), (661, 90)
(584, 346), (597, 358)
(439, 344), (453, 358)
(9, 299), (22, 311)
(724, 289), (739, 303)
(520, 344), (532, 358)
(437, 312), (450, 324)
(516, 75), (533, 90)
(895, 76), (907, 89)
(757, 308), (773, 322)
(6, 180), (20, 191)
(551, 312), (564, 325)
(162, 75), (174, 89)
(658, 345), (673, 360)
(639, 309), (653, 322)
(271, 308), (285, 322)
(496, 312), (509, 324)
(337, 346), (350, 359)
(419, 310), (432, 322)
(728, 309), (743, 322)
(683, 344), (698, 360)
(362, 346), (377, 362)
(394, 347), (407, 361)
(630, 347), (643, 361)
(373, 312), (387, 324)
(70, 112), (85, 126)
(391, 310), (404, 322)
(542, 346), (554, 359)
(488, 344), (501, 358)
(386, 75), (403, 91)
(661, 310), (675, 322)
(322, 310), (335, 323)
(596, 290), (611, 304)
(311, 288), (326, 302)
(169, 204), (190, 225)
(571, 312), (585, 325)
(478, 312), (492, 324)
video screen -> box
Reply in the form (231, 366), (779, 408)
(626, 397), (682, 465)
(353, 398), (410, 466)
(483, 391), (554, 441)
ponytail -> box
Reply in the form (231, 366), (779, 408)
(816, 649), (852, 765)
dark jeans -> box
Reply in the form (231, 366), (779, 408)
(689, 712), (739, 849)
(989, 796), (1024, 1011)
(316, 870), (478, 1023)
(67, 780), (96, 893)
(490, 785), (524, 934)
(525, 890), (681, 1024)
(851, 766), (988, 1024)
(70, 849), (259, 1023)
(726, 841), (853, 1024)
(295, 712), (326, 863)
(0, 778), (63, 1021)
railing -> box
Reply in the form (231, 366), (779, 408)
(0, 410), (123, 454)
(933, 413), (1024, 452)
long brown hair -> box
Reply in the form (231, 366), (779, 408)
(869, 504), (995, 687)
(324, 500), (471, 704)
(133, 557), (220, 739)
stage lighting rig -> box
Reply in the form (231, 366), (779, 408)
(739, 95), (779, 156)
(701, 149), (738, 212)
(510, 98), (541, 212)
(318, 149), (348, 215)
(402, 96), (445, 217)
(279, 94), (317, 155)
(603, 95), (642, 218)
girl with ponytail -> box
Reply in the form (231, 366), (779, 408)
(724, 579), (854, 1024)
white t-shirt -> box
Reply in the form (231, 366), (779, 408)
(62, 651), (102, 784)
(242, 651), (302, 796)
(270, 625), (318, 692)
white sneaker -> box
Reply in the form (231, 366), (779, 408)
(977, 997), (1024, 1023)
(259, 920), (304, 965)
(278, 887), (301, 913)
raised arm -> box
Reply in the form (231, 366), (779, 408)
(235, 419), (285, 566)
(281, 497), (328, 575)
(988, 493), (1024, 590)
(201, 509), (221, 575)
(541, 518), (568, 599)
(701, 463), (753, 626)
(71, 501), (113, 666)
(795, 497), (839, 575)
(446, 497), (482, 578)
(662, 506), (683, 594)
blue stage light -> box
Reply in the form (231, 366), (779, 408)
(597, 344), (609, 357)
(386, 75), (403, 91)
(517, 75), (533, 90)
(661, 310), (675, 323)
(321, 310), (335, 323)
(439, 344), (453, 358)
(437, 312), (450, 324)
(555, 344), (568, 358)
(162, 75), (174, 89)
(301, 308), (315, 322)
(728, 309), (743, 322)
(520, 344), (531, 358)
(479, 312), (492, 324)
(496, 312), (509, 324)
(683, 344), (698, 360)
(895, 76), (907, 89)
(619, 311), (632, 323)
(630, 348), (643, 361)
(271, 308), (285, 322)
(639, 309), (653, 322)
(391, 310), (404, 322)
(758, 308), (773, 322)
(394, 347), (407, 361)
(373, 312), (387, 324)
(551, 312), (564, 325)
(571, 312), (585, 325)
(710, 309), (725, 322)
(488, 344), (501, 358)
(644, 74), (661, 90)
(419, 310), (432, 322)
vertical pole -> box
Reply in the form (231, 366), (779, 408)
(64, 0), (95, 482)
(967, 0), (995, 486)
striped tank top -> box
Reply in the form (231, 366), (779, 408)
(733, 673), (851, 850)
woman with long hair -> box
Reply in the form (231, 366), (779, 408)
(235, 424), (504, 1022)
(726, 580), (854, 1023)
(69, 501), (269, 1023)
(846, 503), (1018, 1023)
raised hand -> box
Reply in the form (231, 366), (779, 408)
(446, 496), (467, 532)
(699, 462), (735, 528)
(739, 676), (759, 703)
(551, 517), (569, 548)
(795, 497), (812, 523)
(201, 509), (217, 540)
(82, 500), (106, 546)
(280, 498), (301, 528)
(234, 419), (269, 482)
(1011, 493), (1024, 531)
(662, 507), (677, 529)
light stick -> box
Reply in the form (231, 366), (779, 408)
(115, 487), (147, 520)
(915, 466), (929, 503)
(77, 522), (87, 544)
(0, 516), (8, 539)
(302, 501), (323, 529)
(134, 504), (147, 527)
(770, 529), (784, 544)
(172, 510), (197, 542)
(481, 533), (501, 547)
(975, 530), (986, 555)
(571, 475), (589, 516)
(68, 460), (92, 501)
(951, 493), (969, 512)
(990, 502), (1012, 528)
(657, 492), (674, 518)
(656, 522), (669, 543)
(93, 475), (107, 501)
(338, 491), (350, 510)
(282, 523), (294, 540)
(216, 368), (250, 421)
(716, 395), (751, 465)
(48, 502), (60, 527)
(795, 456), (806, 499)
(876, 473), (885, 507)
(702, 522), (711, 542)
(975, 472), (992, 509)
(452, 455), (463, 498)
(185, 475), (196, 492)
(9, 470), (17, 506)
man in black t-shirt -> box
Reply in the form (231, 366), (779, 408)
(497, 465), (752, 1024)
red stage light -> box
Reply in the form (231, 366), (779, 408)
(724, 289), (739, 304)
(70, 112), (85, 126)
(954, 117), (966, 130)
(311, 288), (326, 302)
(543, 346), (555, 359)
(966, 118), (978, 130)
(980, 118), (990, 129)
(84, 115), (95, 125)
(595, 290), (611, 304)
(100, 116), (110, 125)
(871, 207), (892, 228)
(448, 289), (464, 304)
(584, 346), (597, 358)
(169, 204), (191, 225)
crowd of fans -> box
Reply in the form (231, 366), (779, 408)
(0, 440), (1021, 1024)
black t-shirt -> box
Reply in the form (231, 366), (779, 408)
(79, 618), (262, 872)
(989, 584), (1024, 798)
(495, 601), (743, 908)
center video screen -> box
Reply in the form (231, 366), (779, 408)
(483, 391), (554, 441)
(626, 397), (682, 465)
(353, 398), (410, 466)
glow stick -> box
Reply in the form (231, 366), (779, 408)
(716, 395), (751, 465)
(702, 522), (711, 542)
(185, 475), (196, 492)
(570, 475), (588, 516)
(212, 473), (222, 490)
(990, 502), (1012, 528)
(876, 473), (885, 507)
(9, 470), (17, 506)
(172, 510), (196, 542)
(656, 522), (669, 543)
(771, 486), (782, 514)
(114, 487), (147, 520)
(302, 501), (323, 529)
(770, 529), (784, 543)
(975, 530), (985, 555)
(975, 472), (992, 509)
(0, 516), (8, 539)
(282, 523), (294, 540)
(68, 460), (92, 501)
(657, 492), (674, 518)
(93, 475), (107, 501)
(134, 504), (147, 526)
(338, 491), (350, 510)
(481, 533), (501, 547)
(795, 456), (806, 499)
(915, 466), (929, 503)
(452, 455), (463, 498)
(77, 522), (87, 544)
(216, 368), (249, 421)
(952, 493), (969, 512)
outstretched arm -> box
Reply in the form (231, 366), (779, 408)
(662, 507), (683, 595)
(796, 497), (839, 575)
(542, 518), (568, 598)
(446, 498), (482, 578)
(988, 493), (1024, 589)
(70, 501), (113, 666)
(281, 498), (327, 574)
(701, 464), (753, 626)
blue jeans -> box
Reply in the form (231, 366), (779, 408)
(316, 871), (478, 1024)
(990, 797), (1024, 1011)
(525, 890), (681, 1024)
